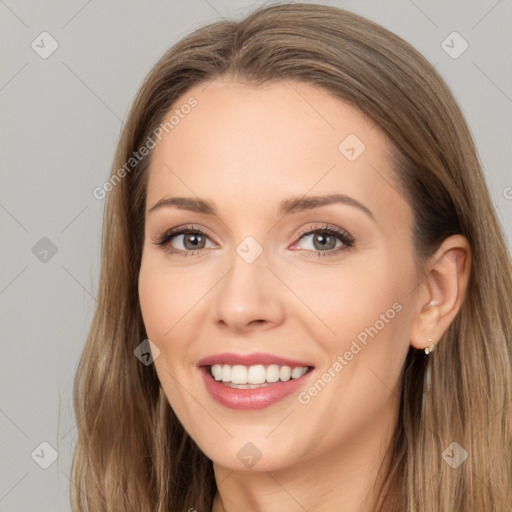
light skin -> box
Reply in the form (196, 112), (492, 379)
(137, 78), (471, 512)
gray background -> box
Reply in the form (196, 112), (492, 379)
(1, 1), (511, 510)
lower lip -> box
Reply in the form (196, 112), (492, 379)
(199, 366), (314, 410)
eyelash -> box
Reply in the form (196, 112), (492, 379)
(153, 223), (355, 258)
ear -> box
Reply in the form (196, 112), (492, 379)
(409, 234), (471, 351)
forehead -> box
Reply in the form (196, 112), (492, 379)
(145, 78), (409, 227)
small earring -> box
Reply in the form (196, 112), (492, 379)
(424, 337), (435, 355)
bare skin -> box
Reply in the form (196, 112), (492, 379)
(137, 78), (471, 512)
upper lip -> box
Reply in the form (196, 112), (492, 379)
(196, 352), (314, 368)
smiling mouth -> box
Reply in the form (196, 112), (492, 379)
(204, 363), (314, 388)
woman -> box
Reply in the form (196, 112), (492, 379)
(71, 3), (512, 511)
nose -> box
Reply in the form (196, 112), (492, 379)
(212, 245), (286, 333)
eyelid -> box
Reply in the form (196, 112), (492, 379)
(151, 223), (216, 245)
(153, 222), (355, 257)
(289, 223), (355, 256)
(293, 223), (354, 243)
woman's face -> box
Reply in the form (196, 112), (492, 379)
(138, 78), (421, 472)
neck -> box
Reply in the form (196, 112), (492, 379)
(211, 406), (397, 512)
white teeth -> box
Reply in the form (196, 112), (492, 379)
(223, 382), (269, 389)
(221, 365), (230, 382)
(266, 364), (280, 382)
(280, 366), (291, 381)
(231, 365), (247, 384)
(210, 363), (310, 384)
(291, 367), (308, 379)
(212, 364), (223, 381)
(247, 365), (266, 384)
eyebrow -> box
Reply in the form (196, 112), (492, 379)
(147, 193), (375, 221)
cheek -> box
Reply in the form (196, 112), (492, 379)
(138, 254), (207, 341)
(288, 268), (410, 443)
(138, 260), (170, 340)
(286, 253), (413, 394)
(287, 256), (406, 341)
(138, 256), (201, 410)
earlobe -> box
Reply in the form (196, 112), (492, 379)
(409, 234), (471, 352)
(424, 337), (435, 355)
(409, 299), (440, 351)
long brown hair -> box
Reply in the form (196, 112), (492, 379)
(71, 3), (512, 511)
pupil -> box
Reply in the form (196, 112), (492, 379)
(181, 233), (336, 251)
(314, 234), (335, 250)
(185, 233), (204, 250)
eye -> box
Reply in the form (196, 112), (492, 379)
(152, 225), (215, 257)
(152, 223), (355, 258)
(290, 224), (355, 258)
